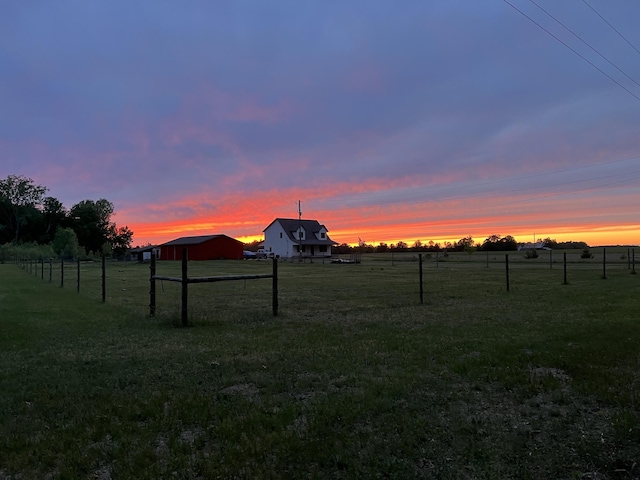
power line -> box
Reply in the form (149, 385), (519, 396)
(529, 0), (640, 89)
(582, 0), (640, 57)
(503, 0), (640, 102)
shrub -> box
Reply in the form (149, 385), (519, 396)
(581, 249), (593, 259)
(524, 249), (539, 259)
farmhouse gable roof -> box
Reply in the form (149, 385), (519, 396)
(264, 218), (336, 245)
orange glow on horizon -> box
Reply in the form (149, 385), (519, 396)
(120, 181), (640, 248)
(128, 216), (640, 248)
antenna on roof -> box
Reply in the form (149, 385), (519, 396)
(298, 200), (302, 262)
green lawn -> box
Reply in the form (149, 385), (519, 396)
(1, 253), (639, 479)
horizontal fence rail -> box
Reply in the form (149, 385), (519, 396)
(11, 247), (637, 326)
(150, 248), (278, 326)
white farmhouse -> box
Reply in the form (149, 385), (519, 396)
(262, 218), (336, 259)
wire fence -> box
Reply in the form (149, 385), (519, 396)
(11, 247), (638, 325)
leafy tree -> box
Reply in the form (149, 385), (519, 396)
(40, 197), (68, 243)
(0, 175), (48, 242)
(411, 240), (425, 252)
(499, 235), (518, 250)
(454, 236), (474, 252)
(334, 243), (352, 254)
(482, 234), (518, 251)
(376, 242), (389, 253)
(542, 237), (558, 249)
(108, 225), (134, 257)
(392, 241), (408, 251)
(481, 234), (502, 251)
(69, 199), (114, 254)
(52, 227), (79, 259)
(243, 239), (263, 252)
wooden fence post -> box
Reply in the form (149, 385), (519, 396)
(272, 257), (278, 316)
(41, 257), (44, 280)
(419, 253), (424, 304)
(505, 254), (510, 292)
(563, 252), (568, 285)
(101, 255), (106, 302)
(181, 248), (188, 326)
(149, 253), (156, 316)
(601, 247), (607, 280)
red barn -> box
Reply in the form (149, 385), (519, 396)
(159, 235), (244, 261)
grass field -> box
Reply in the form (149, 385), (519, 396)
(1, 250), (639, 479)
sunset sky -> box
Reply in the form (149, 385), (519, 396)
(2, 1), (639, 247)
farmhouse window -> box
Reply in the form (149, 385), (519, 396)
(280, 232), (282, 238)
(321, 232), (326, 238)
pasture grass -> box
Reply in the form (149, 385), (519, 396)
(1, 252), (639, 479)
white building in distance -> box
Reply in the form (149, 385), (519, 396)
(262, 218), (336, 259)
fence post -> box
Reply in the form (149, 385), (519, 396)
(505, 254), (510, 292)
(272, 257), (278, 316)
(419, 253), (424, 304)
(77, 258), (81, 293)
(149, 253), (156, 316)
(181, 248), (188, 326)
(41, 257), (44, 280)
(101, 255), (106, 302)
(628, 248), (631, 270)
(61, 258), (64, 287)
(601, 247), (607, 280)
(563, 252), (568, 285)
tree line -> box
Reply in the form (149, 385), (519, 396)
(0, 175), (133, 258)
(332, 235), (588, 254)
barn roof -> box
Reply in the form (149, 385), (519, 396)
(161, 234), (241, 246)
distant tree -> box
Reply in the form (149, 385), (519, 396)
(483, 234), (517, 251)
(52, 227), (79, 259)
(481, 234), (502, 251)
(243, 239), (263, 252)
(108, 225), (134, 257)
(393, 241), (408, 251)
(454, 236), (474, 252)
(542, 237), (558, 249)
(0, 175), (48, 242)
(499, 235), (518, 251)
(69, 199), (114, 254)
(558, 241), (589, 250)
(334, 243), (352, 254)
(40, 196), (68, 243)
(411, 240), (425, 252)
(376, 242), (389, 253)
(426, 240), (442, 252)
